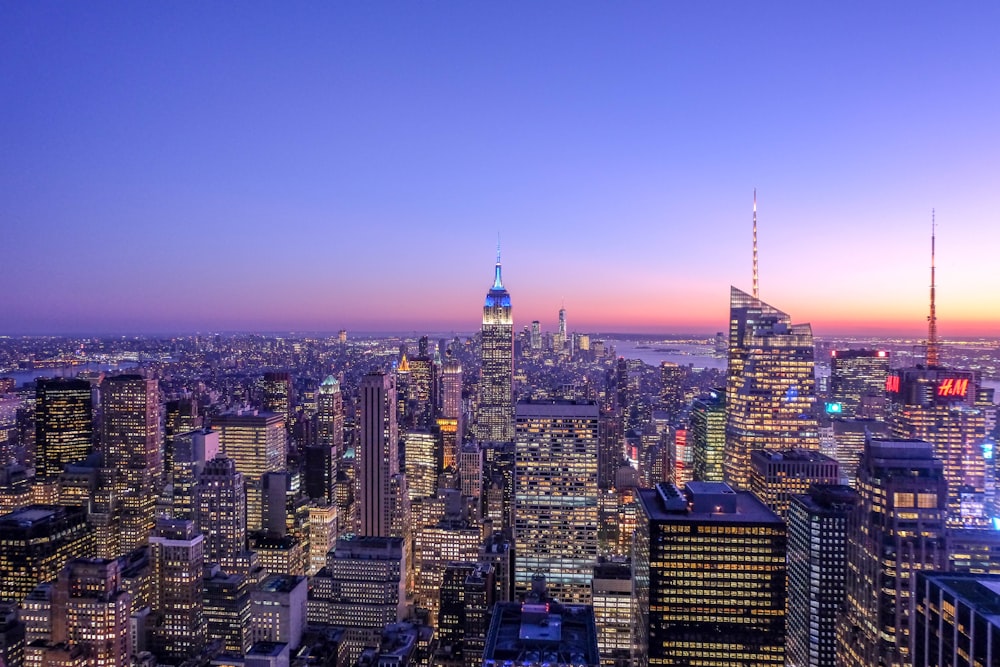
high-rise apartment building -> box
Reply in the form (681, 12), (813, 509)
(748, 448), (840, 519)
(786, 484), (858, 667)
(214, 411), (286, 531)
(887, 367), (988, 528)
(149, 518), (205, 663)
(689, 390), (725, 482)
(51, 558), (132, 667)
(477, 249), (514, 442)
(514, 399), (599, 603)
(839, 439), (948, 667)
(100, 375), (161, 553)
(634, 482), (786, 667)
(725, 287), (819, 489)
(35, 378), (92, 482)
(829, 349), (890, 419)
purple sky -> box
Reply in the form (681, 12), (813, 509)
(3, 3), (999, 336)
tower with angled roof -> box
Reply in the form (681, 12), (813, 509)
(477, 245), (514, 442)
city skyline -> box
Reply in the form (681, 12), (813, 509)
(3, 4), (999, 336)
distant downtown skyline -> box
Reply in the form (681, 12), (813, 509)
(2, 4), (998, 336)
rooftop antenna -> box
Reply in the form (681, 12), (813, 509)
(493, 234), (503, 289)
(927, 210), (939, 367)
(752, 188), (759, 299)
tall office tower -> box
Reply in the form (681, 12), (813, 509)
(530, 321), (541, 351)
(554, 305), (567, 353)
(724, 287), (819, 489)
(413, 519), (482, 625)
(436, 417), (460, 471)
(171, 428), (218, 522)
(690, 390), (726, 482)
(829, 418), (891, 488)
(203, 565), (252, 655)
(196, 456), (247, 567)
(100, 375), (161, 553)
(50, 558), (131, 667)
(839, 439), (948, 667)
(514, 400), (599, 603)
(164, 397), (201, 487)
(250, 575), (307, 650)
(262, 372), (292, 428)
(598, 407), (623, 490)
(214, 411), (286, 531)
(0, 395), (18, 467)
(310, 536), (407, 666)
(914, 572), (1000, 667)
(0, 604), (24, 667)
(409, 356), (436, 420)
(436, 562), (495, 667)
(0, 505), (94, 603)
(35, 378), (92, 483)
(403, 429), (438, 501)
(668, 427), (693, 488)
(149, 518), (205, 663)
(592, 560), (633, 667)
(358, 372), (400, 537)
(633, 482), (786, 667)
(482, 441), (514, 531)
(306, 504), (337, 576)
(440, 356), (463, 450)
(786, 484), (858, 667)
(309, 376), (344, 504)
(659, 362), (685, 421)
(458, 442), (483, 500)
(748, 448), (840, 519)
(887, 367), (988, 528)
(829, 349), (890, 419)
(476, 248), (514, 443)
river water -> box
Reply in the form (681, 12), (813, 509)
(2, 362), (139, 388)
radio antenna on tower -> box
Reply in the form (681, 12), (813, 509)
(752, 188), (759, 299)
(927, 209), (940, 367)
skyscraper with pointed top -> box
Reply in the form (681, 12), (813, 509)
(476, 245), (514, 442)
(927, 209), (940, 367)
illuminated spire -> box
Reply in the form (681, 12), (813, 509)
(752, 188), (759, 299)
(493, 236), (504, 289)
(927, 209), (939, 367)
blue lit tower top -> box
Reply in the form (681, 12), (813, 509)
(485, 242), (511, 308)
(478, 242), (514, 442)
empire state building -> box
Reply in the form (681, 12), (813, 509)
(476, 247), (514, 442)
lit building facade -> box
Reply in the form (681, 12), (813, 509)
(477, 250), (514, 443)
(724, 287), (819, 489)
(196, 455), (247, 568)
(35, 378), (92, 483)
(748, 448), (840, 519)
(592, 560), (633, 667)
(839, 439), (948, 667)
(914, 572), (1000, 667)
(514, 400), (599, 603)
(634, 482), (786, 667)
(829, 349), (890, 419)
(214, 411), (286, 532)
(0, 505), (93, 604)
(689, 390), (725, 483)
(786, 484), (858, 667)
(358, 372), (400, 538)
(149, 518), (205, 663)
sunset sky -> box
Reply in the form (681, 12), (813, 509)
(3, 3), (999, 337)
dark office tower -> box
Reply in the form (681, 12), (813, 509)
(482, 441), (515, 532)
(633, 482), (786, 667)
(196, 456), (246, 567)
(598, 407), (623, 490)
(724, 287), (819, 490)
(35, 378), (92, 482)
(0, 605), (24, 667)
(51, 558), (131, 667)
(748, 448), (840, 519)
(214, 411), (286, 532)
(659, 362), (685, 420)
(476, 247), (514, 443)
(786, 484), (858, 667)
(149, 518), (205, 663)
(304, 444), (334, 503)
(316, 376), (344, 457)
(203, 565), (252, 655)
(164, 397), (200, 487)
(690, 390), (726, 482)
(615, 357), (629, 413)
(263, 372), (292, 427)
(437, 562), (495, 667)
(887, 367), (988, 528)
(359, 372), (399, 537)
(100, 375), (161, 553)
(914, 572), (1000, 667)
(409, 356), (436, 419)
(514, 400), (599, 603)
(0, 505), (94, 603)
(530, 320), (541, 351)
(829, 349), (890, 419)
(839, 439), (948, 667)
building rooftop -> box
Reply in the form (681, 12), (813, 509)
(922, 573), (1000, 623)
(638, 483), (783, 525)
(483, 601), (599, 667)
(751, 448), (838, 463)
(258, 574), (305, 594)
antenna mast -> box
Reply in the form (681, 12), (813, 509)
(927, 210), (939, 366)
(752, 188), (759, 299)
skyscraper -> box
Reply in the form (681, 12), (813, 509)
(51, 558), (131, 667)
(214, 411), (286, 531)
(724, 287), (819, 489)
(358, 371), (399, 538)
(150, 518), (205, 663)
(513, 399), (599, 603)
(839, 439), (948, 667)
(633, 482), (786, 667)
(689, 389), (725, 482)
(262, 372), (292, 427)
(748, 448), (840, 519)
(100, 375), (161, 553)
(829, 349), (890, 419)
(35, 378), (92, 483)
(196, 455), (247, 568)
(477, 247), (514, 442)
(440, 355), (463, 461)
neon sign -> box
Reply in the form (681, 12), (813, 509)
(937, 378), (969, 398)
